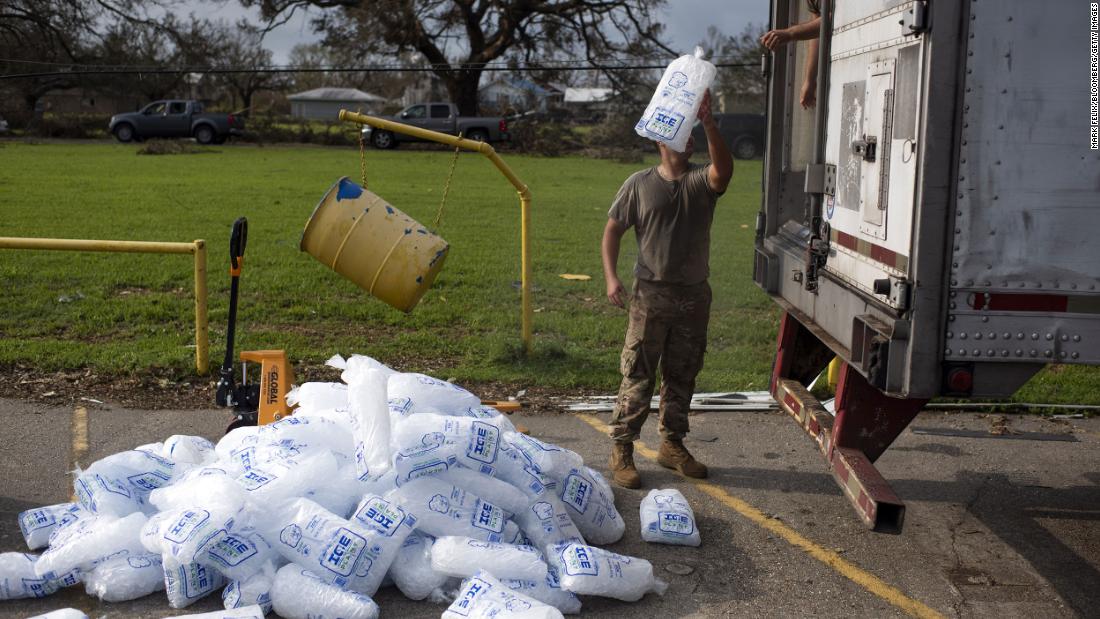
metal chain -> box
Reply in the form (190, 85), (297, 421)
(356, 108), (368, 189)
(433, 132), (463, 230)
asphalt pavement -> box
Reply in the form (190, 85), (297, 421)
(1, 398), (1098, 618)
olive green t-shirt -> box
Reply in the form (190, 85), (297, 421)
(608, 163), (721, 286)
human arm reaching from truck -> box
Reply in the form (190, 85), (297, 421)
(760, 15), (821, 50)
(761, 1), (822, 108)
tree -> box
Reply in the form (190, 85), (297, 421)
(211, 21), (285, 114)
(244, 0), (676, 115)
(698, 23), (767, 114)
(0, 1), (99, 123)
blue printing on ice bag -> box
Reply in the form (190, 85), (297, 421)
(207, 532), (260, 567)
(321, 528), (367, 577)
(353, 496), (415, 536)
(451, 574), (492, 616)
(19, 508), (59, 538)
(239, 468), (278, 490)
(471, 500), (505, 535)
(559, 473), (592, 514)
(389, 397), (413, 417)
(559, 545), (599, 577)
(467, 421), (499, 465)
(643, 107), (685, 140)
(657, 511), (695, 536)
(164, 509), (211, 544)
(128, 470), (171, 493)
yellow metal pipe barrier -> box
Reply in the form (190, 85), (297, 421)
(338, 109), (534, 353)
(0, 237), (209, 375)
(827, 356), (841, 391)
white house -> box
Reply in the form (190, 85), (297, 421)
(287, 88), (387, 119)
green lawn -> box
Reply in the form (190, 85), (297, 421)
(0, 141), (1095, 403)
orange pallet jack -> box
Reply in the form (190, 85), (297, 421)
(215, 218), (293, 432)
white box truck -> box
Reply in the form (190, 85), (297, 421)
(756, 0), (1100, 531)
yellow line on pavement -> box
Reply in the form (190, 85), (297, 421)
(70, 406), (89, 501)
(577, 413), (944, 619)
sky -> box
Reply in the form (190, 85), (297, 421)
(185, 0), (769, 64)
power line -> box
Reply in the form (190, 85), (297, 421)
(0, 60), (759, 81)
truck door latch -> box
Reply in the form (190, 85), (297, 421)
(852, 136), (877, 162)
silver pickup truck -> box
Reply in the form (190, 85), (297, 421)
(108, 100), (244, 144)
(362, 102), (509, 149)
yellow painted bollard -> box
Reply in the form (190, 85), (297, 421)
(300, 177), (450, 312)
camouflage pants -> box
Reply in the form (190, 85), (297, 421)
(609, 279), (711, 443)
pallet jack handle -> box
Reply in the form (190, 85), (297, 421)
(216, 218), (248, 406)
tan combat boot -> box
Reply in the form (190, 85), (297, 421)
(657, 439), (708, 478)
(609, 442), (642, 489)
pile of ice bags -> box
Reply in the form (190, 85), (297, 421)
(4, 354), (667, 617)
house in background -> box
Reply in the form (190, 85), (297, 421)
(479, 78), (563, 114)
(287, 88), (386, 119)
(563, 87), (614, 119)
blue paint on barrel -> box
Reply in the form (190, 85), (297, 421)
(336, 178), (363, 201)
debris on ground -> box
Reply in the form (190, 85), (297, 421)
(3, 354), (670, 618)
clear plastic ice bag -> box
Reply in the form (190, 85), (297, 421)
(634, 46), (717, 152)
(639, 488), (700, 546)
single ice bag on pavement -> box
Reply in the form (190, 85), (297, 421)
(443, 570), (563, 619)
(640, 488), (700, 546)
(551, 543), (667, 602)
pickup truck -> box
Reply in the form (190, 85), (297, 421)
(362, 102), (509, 149)
(108, 100), (244, 144)
(690, 113), (765, 159)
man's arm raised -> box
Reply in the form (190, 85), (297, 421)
(699, 91), (733, 194)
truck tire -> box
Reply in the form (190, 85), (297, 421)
(733, 136), (759, 160)
(371, 130), (396, 149)
(467, 129), (490, 143)
(113, 123), (136, 143)
(194, 125), (216, 145)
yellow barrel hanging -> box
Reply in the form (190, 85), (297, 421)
(300, 177), (449, 312)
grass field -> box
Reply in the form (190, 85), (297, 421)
(1, 140), (1096, 403)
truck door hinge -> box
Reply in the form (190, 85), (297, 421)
(900, 1), (929, 35)
(804, 163), (837, 196)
